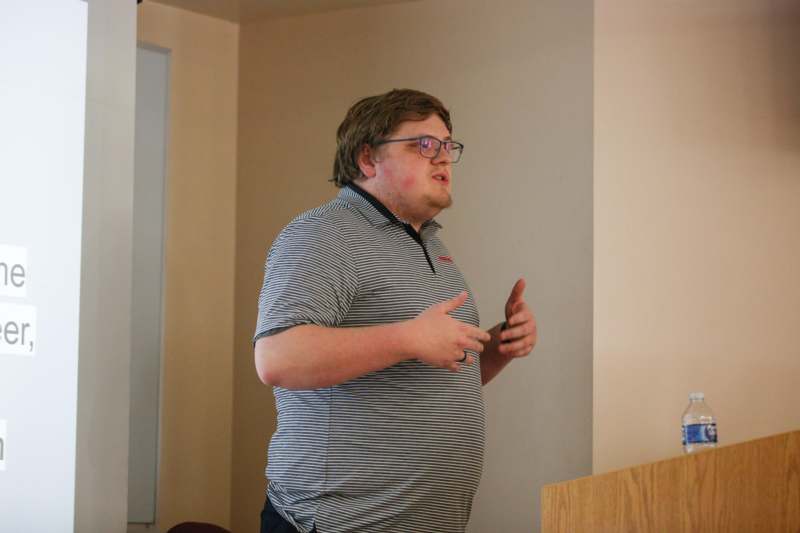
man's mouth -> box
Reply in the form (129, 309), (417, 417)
(432, 173), (449, 183)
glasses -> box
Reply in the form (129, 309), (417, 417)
(375, 135), (464, 163)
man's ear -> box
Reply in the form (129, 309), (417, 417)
(357, 144), (378, 178)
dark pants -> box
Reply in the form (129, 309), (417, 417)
(260, 497), (316, 533)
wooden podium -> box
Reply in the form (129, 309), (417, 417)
(541, 430), (800, 532)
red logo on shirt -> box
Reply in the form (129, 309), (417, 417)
(438, 255), (453, 263)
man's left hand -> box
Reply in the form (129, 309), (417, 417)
(497, 278), (537, 359)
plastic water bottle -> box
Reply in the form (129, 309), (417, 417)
(681, 392), (717, 453)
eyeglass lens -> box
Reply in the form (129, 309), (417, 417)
(419, 136), (462, 162)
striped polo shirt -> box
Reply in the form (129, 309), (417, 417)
(254, 183), (485, 533)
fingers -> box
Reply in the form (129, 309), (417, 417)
(457, 324), (490, 353)
(505, 344), (534, 358)
(498, 336), (529, 354)
(443, 352), (475, 372)
(499, 321), (534, 343)
(498, 338), (534, 358)
(508, 278), (526, 304)
(498, 306), (537, 358)
(417, 291), (490, 371)
(506, 305), (533, 328)
(462, 324), (491, 343)
(439, 291), (468, 314)
(462, 338), (485, 353)
(508, 300), (525, 320)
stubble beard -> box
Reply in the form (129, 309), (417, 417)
(431, 189), (453, 210)
(419, 189), (452, 221)
(387, 184), (453, 225)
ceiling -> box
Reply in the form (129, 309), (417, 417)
(146, 0), (416, 23)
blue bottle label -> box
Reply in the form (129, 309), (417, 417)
(682, 423), (717, 445)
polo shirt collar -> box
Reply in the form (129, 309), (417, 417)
(340, 183), (442, 237)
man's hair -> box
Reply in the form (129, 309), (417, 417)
(331, 89), (452, 187)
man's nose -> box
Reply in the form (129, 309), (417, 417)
(431, 146), (452, 164)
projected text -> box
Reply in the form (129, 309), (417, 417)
(0, 420), (5, 471)
(0, 303), (36, 355)
(0, 245), (27, 298)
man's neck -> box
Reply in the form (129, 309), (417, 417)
(351, 179), (427, 232)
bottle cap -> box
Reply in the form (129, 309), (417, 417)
(689, 392), (705, 401)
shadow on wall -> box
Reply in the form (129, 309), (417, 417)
(641, 2), (800, 153)
(768, 2), (800, 150)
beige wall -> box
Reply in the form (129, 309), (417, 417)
(130, 0), (800, 528)
(594, 0), (800, 473)
(76, 2), (136, 532)
(233, 1), (593, 532)
(137, 4), (239, 530)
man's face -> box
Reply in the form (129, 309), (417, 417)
(369, 114), (454, 227)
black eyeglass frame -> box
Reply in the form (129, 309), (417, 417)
(373, 135), (465, 163)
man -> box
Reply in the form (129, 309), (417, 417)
(254, 89), (537, 533)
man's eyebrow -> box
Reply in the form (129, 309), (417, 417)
(419, 133), (453, 141)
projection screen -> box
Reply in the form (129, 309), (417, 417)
(0, 1), (89, 530)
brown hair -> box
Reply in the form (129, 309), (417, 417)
(331, 89), (452, 187)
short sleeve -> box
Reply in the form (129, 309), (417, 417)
(253, 215), (359, 342)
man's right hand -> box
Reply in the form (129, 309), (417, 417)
(256, 291), (491, 389)
(407, 291), (491, 372)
